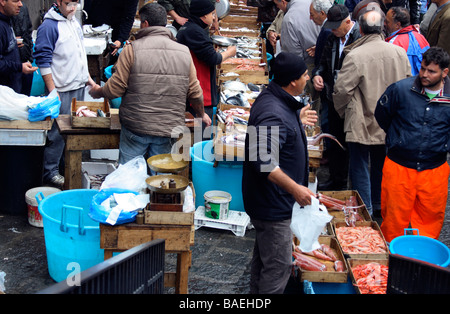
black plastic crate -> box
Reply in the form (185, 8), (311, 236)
(37, 239), (165, 294)
(387, 253), (450, 294)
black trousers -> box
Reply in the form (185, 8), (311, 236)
(249, 218), (292, 294)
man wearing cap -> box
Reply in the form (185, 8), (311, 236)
(177, 0), (236, 139)
(243, 52), (316, 294)
(312, 4), (361, 191)
(89, 3), (210, 164)
(332, 10), (411, 217)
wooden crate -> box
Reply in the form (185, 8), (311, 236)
(144, 210), (194, 226)
(319, 190), (372, 223)
(348, 258), (389, 294)
(296, 236), (349, 283)
(218, 70), (269, 85)
(221, 15), (258, 24)
(0, 116), (52, 130)
(334, 221), (389, 260)
(213, 128), (245, 161)
(71, 98), (111, 128)
(219, 29), (261, 38)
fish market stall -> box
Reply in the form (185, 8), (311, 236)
(0, 87), (55, 216)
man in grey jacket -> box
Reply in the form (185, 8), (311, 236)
(90, 3), (210, 165)
(280, 0), (321, 111)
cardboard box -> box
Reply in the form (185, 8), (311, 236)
(71, 98), (111, 128)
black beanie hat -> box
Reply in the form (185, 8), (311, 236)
(272, 52), (308, 86)
(190, 0), (216, 17)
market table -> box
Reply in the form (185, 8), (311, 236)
(56, 111), (198, 190)
(99, 220), (194, 294)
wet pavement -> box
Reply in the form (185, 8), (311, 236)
(0, 160), (449, 294)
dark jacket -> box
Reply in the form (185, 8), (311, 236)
(85, 0), (139, 44)
(375, 75), (450, 171)
(312, 22), (361, 102)
(242, 81), (309, 221)
(314, 27), (332, 69)
(11, 3), (33, 63)
(0, 12), (22, 93)
(386, 0), (421, 25)
(177, 15), (222, 107)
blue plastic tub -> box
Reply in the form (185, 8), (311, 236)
(303, 280), (356, 294)
(389, 229), (450, 267)
(190, 140), (244, 211)
(38, 189), (104, 282)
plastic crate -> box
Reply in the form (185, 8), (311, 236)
(387, 254), (450, 294)
(90, 149), (119, 161)
(194, 206), (250, 236)
(0, 129), (46, 146)
(303, 279), (356, 294)
(82, 162), (116, 189)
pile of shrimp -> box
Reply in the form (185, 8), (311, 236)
(335, 226), (387, 254)
(352, 262), (389, 294)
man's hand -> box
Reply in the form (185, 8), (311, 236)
(306, 46), (316, 57)
(201, 112), (212, 126)
(267, 31), (278, 48)
(300, 104), (318, 126)
(22, 62), (38, 75)
(312, 75), (324, 91)
(89, 84), (103, 99)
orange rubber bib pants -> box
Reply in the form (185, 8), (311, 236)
(380, 157), (450, 242)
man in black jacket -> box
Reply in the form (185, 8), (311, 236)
(85, 0), (139, 61)
(312, 4), (361, 190)
(0, 0), (36, 93)
(243, 52), (316, 294)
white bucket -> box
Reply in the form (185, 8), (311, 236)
(25, 187), (61, 227)
(204, 190), (232, 220)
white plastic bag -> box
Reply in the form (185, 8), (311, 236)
(0, 85), (41, 120)
(290, 196), (333, 252)
(100, 156), (149, 193)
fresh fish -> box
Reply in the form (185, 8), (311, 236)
(308, 133), (346, 151)
(97, 109), (106, 117)
(225, 92), (250, 107)
(247, 83), (260, 92)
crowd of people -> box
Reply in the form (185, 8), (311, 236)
(0, 0), (449, 294)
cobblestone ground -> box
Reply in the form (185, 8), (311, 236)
(0, 157), (449, 294)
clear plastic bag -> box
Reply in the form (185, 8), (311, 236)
(0, 85), (48, 121)
(100, 156), (149, 193)
(290, 196), (333, 252)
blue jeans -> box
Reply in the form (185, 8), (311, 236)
(347, 142), (386, 215)
(119, 126), (174, 169)
(43, 87), (85, 182)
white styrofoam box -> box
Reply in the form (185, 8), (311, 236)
(82, 162), (116, 189)
(0, 129), (47, 146)
(84, 37), (108, 55)
(90, 149), (119, 161)
(309, 176), (318, 194)
(194, 206), (251, 237)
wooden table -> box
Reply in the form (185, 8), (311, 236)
(56, 112), (198, 190)
(56, 114), (121, 190)
(100, 222), (194, 294)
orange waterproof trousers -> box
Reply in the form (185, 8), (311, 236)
(380, 157), (450, 242)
